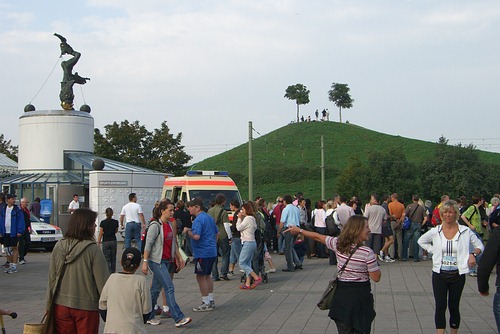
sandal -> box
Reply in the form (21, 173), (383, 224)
(251, 277), (262, 289)
(239, 284), (251, 290)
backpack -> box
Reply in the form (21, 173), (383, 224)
(260, 209), (275, 242)
(431, 207), (441, 226)
(326, 210), (340, 236)
(255, 212), (266, 245)
(140, 220), (161, 255)
(458, 205), (477, 226)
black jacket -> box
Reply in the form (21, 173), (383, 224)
(478, 227), (500, 293)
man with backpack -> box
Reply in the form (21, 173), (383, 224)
(207, 194), (230, 281)
(460, 195), (484, 276)
(0, 194), (25, 274)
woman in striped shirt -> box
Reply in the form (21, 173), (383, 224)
(286, 215), (381, 334)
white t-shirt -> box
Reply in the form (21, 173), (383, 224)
(120, 202), (143, 223)
(5, 206), (13, 233)
(68, 200), (80, 213)
(99, 272), (151, 334)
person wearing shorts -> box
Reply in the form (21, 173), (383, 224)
(184, 197), (218, 312)
(0, 194), (25, 274)
(379, 220), (395, 263)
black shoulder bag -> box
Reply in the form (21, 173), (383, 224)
(317, 245), (359, 310)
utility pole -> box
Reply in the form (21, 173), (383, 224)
(321, 135), (325, 200)
(248, 121), (253, 201)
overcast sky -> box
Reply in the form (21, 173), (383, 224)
(1, 0), (499, 164)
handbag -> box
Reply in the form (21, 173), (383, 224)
(317, 245), (359, 310)
(402, 216), (412, 230)
(403, 204), (419, 230)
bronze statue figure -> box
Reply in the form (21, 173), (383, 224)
(54, 33), (90, 110)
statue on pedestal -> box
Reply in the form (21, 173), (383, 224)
(54, 33), (90, 110)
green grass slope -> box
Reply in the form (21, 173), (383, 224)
(194, 122), (500, 202)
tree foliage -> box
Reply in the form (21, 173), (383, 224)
(336, 148), (417, 202)
(0, 134), (18, 162)
(420, 136), (497, 202)
(284, 83), (310, 122)
(328, 83), (354, 123)
(94, 120), (191, 175)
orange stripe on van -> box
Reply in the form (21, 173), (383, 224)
(163, 180), (236, 187)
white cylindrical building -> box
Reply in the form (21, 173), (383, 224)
(18, 110), (94, 173)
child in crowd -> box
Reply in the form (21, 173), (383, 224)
(99, 248), (151, 334)
(294, 234), (307, 264)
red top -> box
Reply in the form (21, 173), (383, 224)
(162, 222), (174, 261)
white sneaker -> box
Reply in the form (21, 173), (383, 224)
(175, 317), (192, 328)
(385, 256), (395, 263)
(266, 268), (276, 273)
(147, 319), (160, 326)
(192, 302), (213, 312)
(379, 250), (384, 258)
(378, 254), (385, 262)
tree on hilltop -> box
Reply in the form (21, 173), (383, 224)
(284, 83), (310, 123)
(328, 83), (354, 123)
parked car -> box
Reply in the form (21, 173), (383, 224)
(29, 215), (63, 251)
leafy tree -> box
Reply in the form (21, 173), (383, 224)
(149, 121), (191, 176)
(284, 83), (310, 122)
(420, 136), (497, 202)
(336, 148), (417, 202)
(0, 134), (18, 162)
(328, 83), (354, 123)
(94, 120), (191, 174)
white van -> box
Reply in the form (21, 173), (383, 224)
(162, 171), (242, 214)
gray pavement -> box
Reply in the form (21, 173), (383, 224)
(1, 248), (497, 334)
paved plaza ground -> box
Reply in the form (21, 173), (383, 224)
(1, 248), (497, 334)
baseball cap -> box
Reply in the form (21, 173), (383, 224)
(187, 197), (204, 208)
(121, 247), (141, 267)
(6, 194), (17, 199)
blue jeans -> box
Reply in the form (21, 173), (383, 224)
(284, 230), (301, 270)
(239, 241), (257, 275)
(278, 233), (285, 253)
(402, 222), (421, 260)
(494, 290), (500, 334)
(212, 237), (230, 279)
(148, 259), (185, 323)
(230, 237), (242, 264)
(125, 222), (142, 250)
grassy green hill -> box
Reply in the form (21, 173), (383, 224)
(193, 122), (500, 202)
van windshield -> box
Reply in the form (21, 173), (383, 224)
(188, 190), (242, 211)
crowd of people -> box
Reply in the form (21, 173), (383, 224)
(3, 190), (500, 333)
